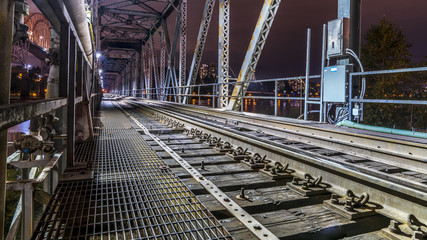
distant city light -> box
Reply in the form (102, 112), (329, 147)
(99, 69), (102, 74)
(43, 48), (47, 51)
(40, 36), (43, 39)
(96, 52), (102, 59)
(26, 64), (32, 69)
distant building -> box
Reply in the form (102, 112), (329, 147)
(200, 63), (217, 80)
(200, 64), (209, 79)
(208, 64), (216, 79)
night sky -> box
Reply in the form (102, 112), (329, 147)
(178, 0), (427, 79)
(28, 0), (427, 80)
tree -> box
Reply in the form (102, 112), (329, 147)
(360, 16), (425, 130)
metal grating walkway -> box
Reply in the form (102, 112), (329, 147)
(32, 101), (232, 240)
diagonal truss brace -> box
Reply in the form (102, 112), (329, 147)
(182, 0), (215, 104)
(226, 0), (282, 111)
(164, 3), (182, 102)
(218, 0), (230, 108)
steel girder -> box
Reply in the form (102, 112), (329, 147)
(182, 0), (216, 104)
(160, 28), (167, 100)
(142, 45), (151, 99)
(97, 0), (179, 92)
(149, 37), (160, 99)
(179, 0), (187, 102)
(165, 2), (182, 102)
(100, 7), (160, 19)
(218, 0), (230, 108)
(226, 0), (282, 111)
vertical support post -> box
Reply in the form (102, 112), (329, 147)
(212, 85), (215, 108)
(240, 87), (244, 112)
(129, 62), (132, 96)
(0, 1), (14, 238)
(149, 37), (160, 99)
(197, 86), (200, 105)
(22, 183), (34, 240)
(319, 24), (327, 122)
(67, 35), (76, 168)
(58, 22), (70, 174)
(337, 0), (361, 66)
(59, 24), (70, 99)
(274, 80), (278, 117)
(76, 51), (83, 97)
(303, 28), (311, 121)
(349, 74), (353, 121)
(160, 29), (167, 100)
(218, 0), (230, 108)
(179, 0), (187, 103)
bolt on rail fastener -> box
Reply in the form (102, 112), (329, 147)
(236, 187), (246, 200)
(388, 220), (401, 233)
(330, 194), (339, 205)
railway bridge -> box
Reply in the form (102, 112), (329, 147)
(0, 0), (426, 239)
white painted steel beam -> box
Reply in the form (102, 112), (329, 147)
(183, 0), (216, 104)
(179, 0), (187, 103)
(226, 0), (281, 111)
(218, 0), (230, 108)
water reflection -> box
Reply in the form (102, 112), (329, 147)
(189, 97), (308, 119)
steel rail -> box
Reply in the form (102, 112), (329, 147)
(118, 104), (279, 240)
(128, 101), (427, 225)
(136, 100), (427, 174)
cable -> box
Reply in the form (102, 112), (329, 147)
(346, 49), (366, 100)
(297, 110), (320, 119)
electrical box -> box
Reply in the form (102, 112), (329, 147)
(327, 18), (350, 58)
(323, 65), (352, 102)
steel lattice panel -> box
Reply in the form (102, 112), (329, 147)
(32, 101), (232, 240)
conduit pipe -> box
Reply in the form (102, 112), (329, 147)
(336, 120), (427, 139)
(64, 0), (93, 64)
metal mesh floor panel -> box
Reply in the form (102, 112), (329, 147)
(32, 101), (232, 240)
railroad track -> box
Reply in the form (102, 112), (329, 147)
(135, 99), (427, 175)
(115, 99), (426, 240)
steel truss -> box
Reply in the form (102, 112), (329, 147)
(179, 0), (187, 102)
(183, 0), (216, 104)
(160, 29), (167, 100)
(218, 0), (230, 108)
(149, 36), (160, 100)
(226, 0), (281, 111)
